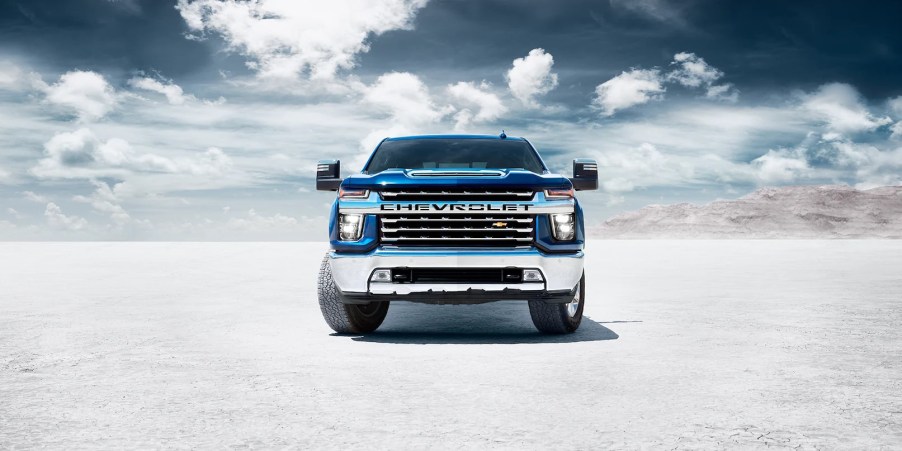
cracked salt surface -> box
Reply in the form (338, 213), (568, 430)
(1, 241), (901, 449)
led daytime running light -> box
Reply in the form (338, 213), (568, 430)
(544, 188), (574, 199)
(339, 188), (369, 199)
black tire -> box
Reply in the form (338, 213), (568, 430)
(317, 254), (389, 334)
(528, 273), (584, 334)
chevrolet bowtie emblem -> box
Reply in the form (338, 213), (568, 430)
(492, 222), (507, 227)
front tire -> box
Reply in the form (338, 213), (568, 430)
(317, 254), (389, 334)
(528, 273), (584, 334)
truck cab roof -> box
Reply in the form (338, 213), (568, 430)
(383, 134), (527, 142)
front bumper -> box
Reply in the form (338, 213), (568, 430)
(329, 247), (583, 304)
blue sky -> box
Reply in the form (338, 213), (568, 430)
(1, 0), (901, 239)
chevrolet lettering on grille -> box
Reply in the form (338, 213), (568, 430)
(379, 203), (532, 212)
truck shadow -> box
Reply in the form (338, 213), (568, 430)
(347, 301), (620, 344)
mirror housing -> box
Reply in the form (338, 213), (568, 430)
(316, 159), (342, 191)
(570, 159), (598, 191)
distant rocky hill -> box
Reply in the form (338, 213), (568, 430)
(593, 185), (902, 238)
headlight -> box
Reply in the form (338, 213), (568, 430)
(544, 188), (574, 199)
(551, 213), (575, 241)
(339, 188), (369, 199)
(339, 214), (364, 241)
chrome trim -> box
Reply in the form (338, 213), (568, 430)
(381, 236), (533, 242)
(328, 248), (584, 294)
(379, 211), (535, 245)
(407, 169), (504, 177)
(340, 200), (573, 215)
(381, 216), (533, 223)
(381, 227), (534, 232)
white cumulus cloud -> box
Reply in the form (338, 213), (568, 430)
(593, 52), (738, 117)
(32, 128), (234, 180)
(891, 121), (902, 140)
(595, 143), (697, 192)
(128, 76), (192, 105)
(800, 83), (892, 134)
(73, 180), (132, 226)
(506, 48), (559, 108)
(44, 202), (88, 231)
(752, 149), (811, 183)
(704, 83), (739, 102)
(447, 81), (506, 130)
(362, 72), (448, 125)
(23, 191), (50, 203)
(668, 52), (723, 88)
(667, 52), (738, 102)
(32, 128), (131, 178)
(593, 69), (665, 116)
(184, 147), (235, 176)
(39, 71), (118, 121)
(356, 71), (455, 165)
(176, 0), (429, 81)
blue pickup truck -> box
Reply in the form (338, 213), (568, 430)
(316, 134), (597, 334)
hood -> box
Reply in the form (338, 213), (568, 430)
(340, 168), (572, 191)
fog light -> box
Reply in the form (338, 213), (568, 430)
(370, 269), (391, 282)
(522, 269), (544, 283)
(339, 214), (363, 241)
(551, 213), (575, 240)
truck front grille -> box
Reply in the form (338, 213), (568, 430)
(380, 214), (535, 247)
(379, 188), (533, 201)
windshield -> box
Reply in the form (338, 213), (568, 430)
(365, 139), (546, 174)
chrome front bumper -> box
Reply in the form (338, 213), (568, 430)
(328, 247), (584, 301)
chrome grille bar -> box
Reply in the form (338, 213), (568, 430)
(381, 216), (532, 223)
(379, 213), (535, 247)
(407, 170), (504, 177)
(381, 237), (533, 242)
(379, 189), (534, 201)
(383, 227), (534, 232)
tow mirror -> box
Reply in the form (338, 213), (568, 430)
(570, 159), (598, 191)
(316, 159), (342, 191)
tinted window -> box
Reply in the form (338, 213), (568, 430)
(365, 139), (546, 174)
